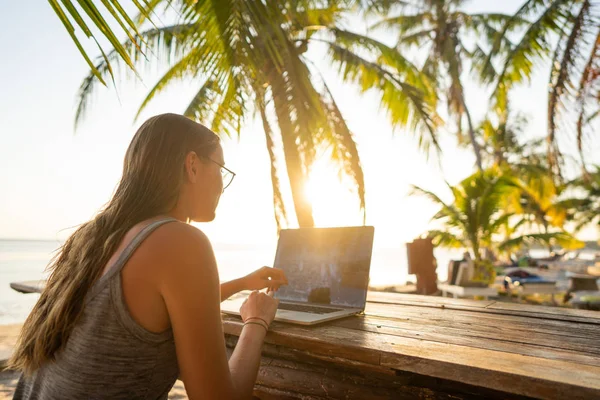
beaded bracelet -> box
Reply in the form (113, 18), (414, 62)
(243, 321), (268, 333)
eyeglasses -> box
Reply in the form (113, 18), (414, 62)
(208, 158), (236, 190)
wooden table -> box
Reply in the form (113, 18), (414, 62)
(223, 292), (600, 400)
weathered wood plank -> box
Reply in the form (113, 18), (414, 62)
(486, 301), (600, 322)
(224, 336), (397, 377)
(357, 311), (600, 355)
(379, 338), (600, 400)
(253, 356), (525, 400)
(226, 336), (535, 400)
(367, 292), (496, 309)
(364, 302), (600, 340)
(331, 315), (600, 366)
(223, 317), (381, 366)
(222, 316), (600, 399)
(367, 292), (600, 324)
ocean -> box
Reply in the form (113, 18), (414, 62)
(0, 239), (459, 325)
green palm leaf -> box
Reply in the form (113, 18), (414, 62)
(210, 73), (246, 138)
(326, 42), (441, 152)
(575, 28), (600, 164)
(548, 0), (592, 170)
(499, 232), (584, 252)
(492, 0), (571, 101)
(75, 23), (200, 128)
(427, 229), (465, 248)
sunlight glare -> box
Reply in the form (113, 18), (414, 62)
(304, 159), (362, 227)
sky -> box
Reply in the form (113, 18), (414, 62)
(1, 1), (598, 247)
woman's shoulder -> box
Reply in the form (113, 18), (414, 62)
(139, 221), (219, 289)
(131, 221), (215, 272)
(147, 221), (212, 254)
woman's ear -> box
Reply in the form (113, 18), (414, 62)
(184, 151), (199, 183)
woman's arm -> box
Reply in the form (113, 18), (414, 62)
(221, 267), (288, 302)
(157, 223), (272, 400)
(220, 278), (245, 302)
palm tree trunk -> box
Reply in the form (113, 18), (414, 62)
(271, 79), (315, 228)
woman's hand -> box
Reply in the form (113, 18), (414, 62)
(242, 266), (288, 292)
(240, 290), (279, 326)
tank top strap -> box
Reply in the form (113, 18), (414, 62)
(86, 217), (179, 304)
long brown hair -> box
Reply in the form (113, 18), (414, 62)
(9, 113), (219, 374)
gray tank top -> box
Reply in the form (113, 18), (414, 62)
(14, 218), (180, 400)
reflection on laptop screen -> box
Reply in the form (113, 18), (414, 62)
(273, 227), (374, 308)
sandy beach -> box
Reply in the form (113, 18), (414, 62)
(0, 324), (189, 399)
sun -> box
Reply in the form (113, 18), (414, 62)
(304, 160), (362, 227)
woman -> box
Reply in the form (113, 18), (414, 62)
(9, 113), (287, 399)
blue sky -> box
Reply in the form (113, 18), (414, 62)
(0, 1), (598, 245)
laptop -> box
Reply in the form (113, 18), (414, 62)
(221, 226), (375, 325)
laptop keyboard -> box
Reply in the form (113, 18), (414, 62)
(278, 303), (343, 314)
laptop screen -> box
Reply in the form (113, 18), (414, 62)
(273, 226), (374, 308)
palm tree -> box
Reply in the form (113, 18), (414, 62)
(412, 169), (515, 263)
(412, 168), (582, 269)
(371, 0), (521, 171)
(477, 110), (532, 167)
(75, 1), (440, 230)
(486, 0), (600, 175)
(476, 98), (553, 171)
(503, 167), (579, 252)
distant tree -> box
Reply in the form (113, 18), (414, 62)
(412, 168), (583, 270)
(372, 0), (524, 171)
(486, 0), (600, 175)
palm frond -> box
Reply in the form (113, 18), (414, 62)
(548, 0), (592, 171)
(499, 232), (584, 251)
(492, 0), (572, 101)
(210, 73), (246, 139)
(74, 23), (200, 128)
(48, 0), (158, 84)
(131, 0), (165, 27)
(481, 0), (555, 82)
(183, 77), (222, 122)
(136, 46), (224, 120)
(325, 41), (441, 153)
(359, 0), (411, 15)
(464, 13), (528, 28)
(330, 28), (436, 97)
(369, 13), (434, 35)
(289, 4), (345, 33)
(576, 27), (600, 165)
(410, 184), (463, 226)
(398, 29), (434, 47)
(586, 109), (600, 123)
(48, 0), (107, 85)
(427, 229), (465, 248)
